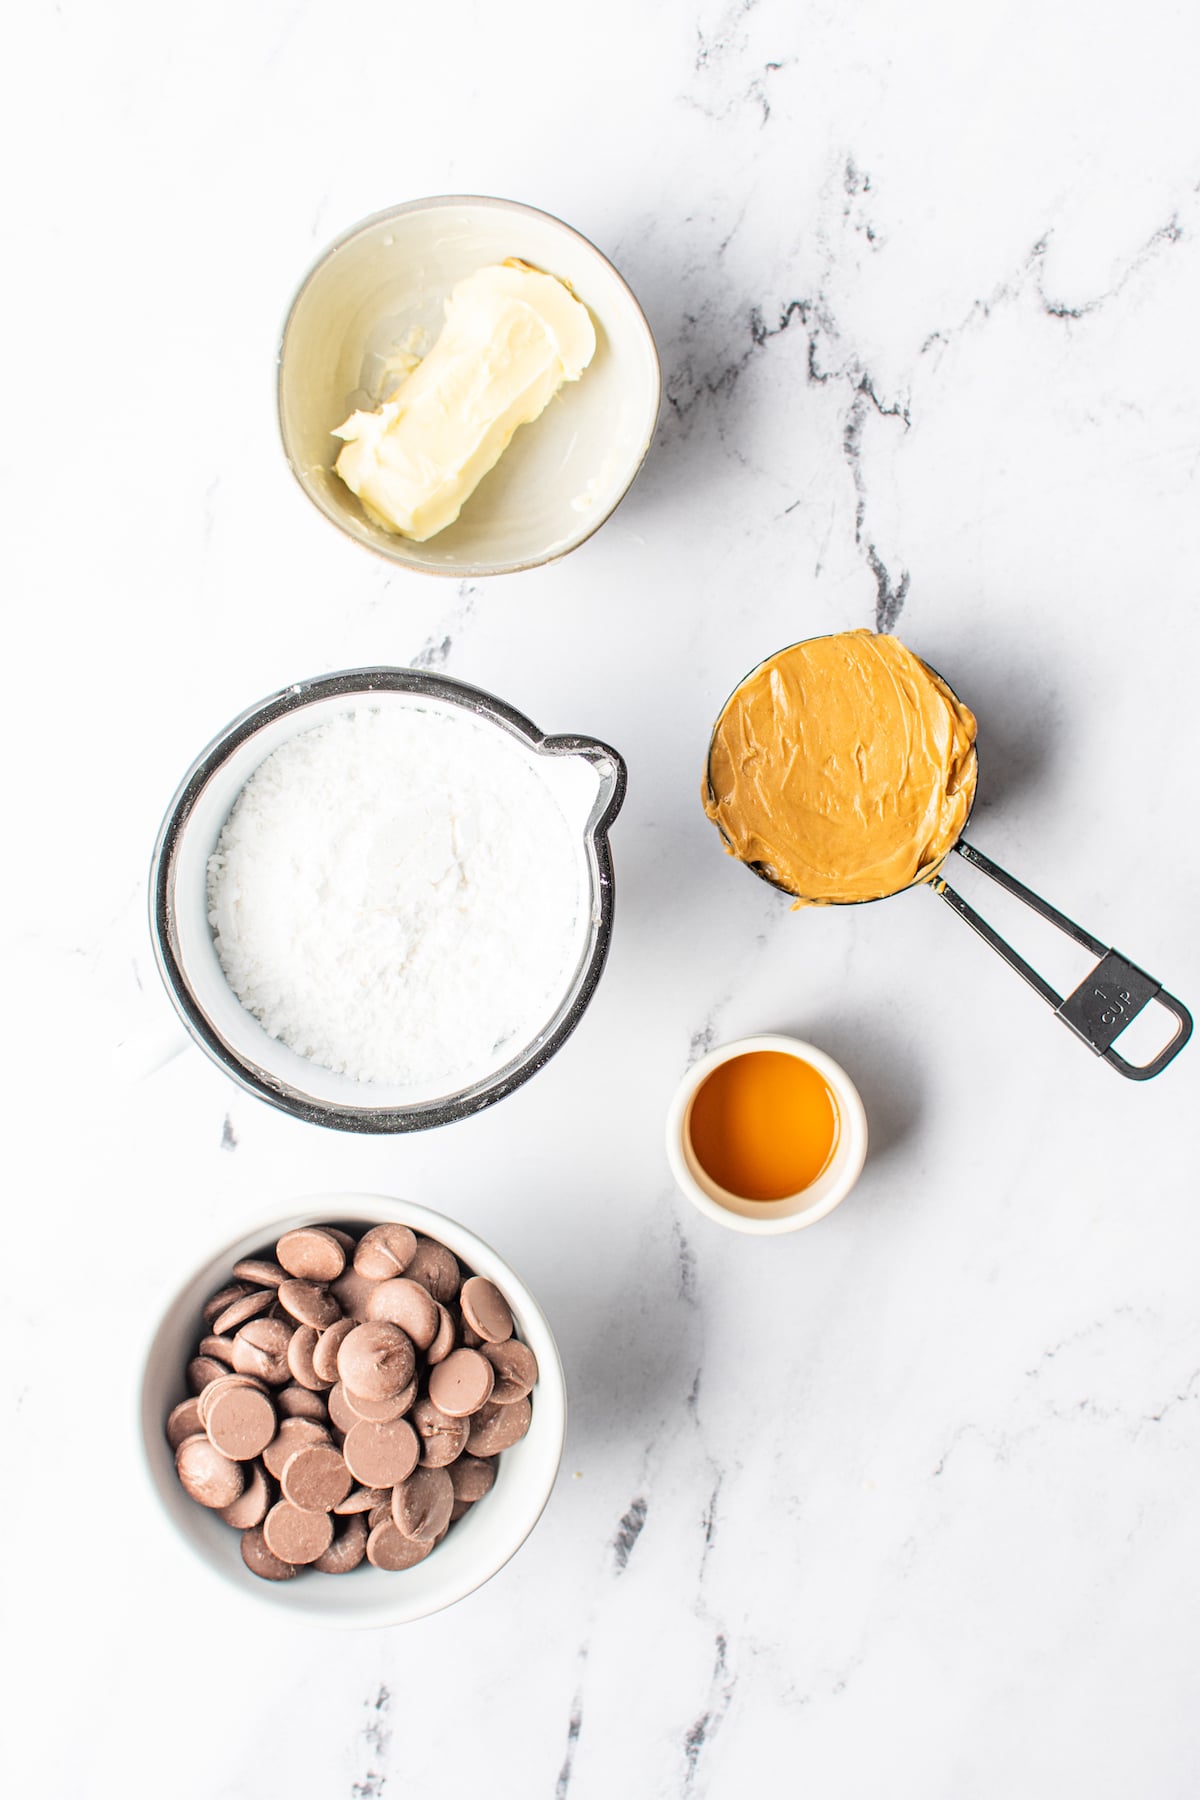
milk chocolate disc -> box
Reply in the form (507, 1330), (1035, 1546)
(198, 1334), (236, 1365)
(286, 1325), (327, 1392)
(428, 1349), (494, 1419)
(197, 1373), (266, 1430)
(336, 1322), (415, 1401)
(241, 1525), (297, 1582)
(166, 1397), (204, 1450)
(410, 1396), (469, 1468)
(459, 1276), (513, 1345)
(263, 1500), (334, 1565)
(262, 1415), (330, 1479)
(326, 1383), (360, 1435)
(426, 1304), (457, 1366)
(481, 1337), (538, 1404)
(220, 1461), (271, 1529)
(281, 1443), (353, 1513)
(187, 1356), (228, 1395)
(275, 1228), (346, 1283)
(203, 1282), (249, 1325)
(278, 1280), (341, 1331)
(314, 1513), (368, 1574)
(391, 1466), (454, 1543)
(333, 1485), (389, 1516)
(205, 1384), (277, 1461)
(405, 1238), (461, 1303)
(343, 1417), (420, 1488)
(448, 1454), (496, 1503)
(365, 1279), (438, 1349)
(353, 1224), (417, 1281)
(276, 1385), (329, 1423)
(367, 1521), (434, 1570)
(341, 1379), (417, 1423)
(232, 1258), (286, 1287)
(212, 1288), (273, 1336)
(311, 1318), (355, 1385)
(465, 1397), (531, 1455)
(330, 1269), (379, 1322)
(232, 1317), (294, 1385)
(176, 1435), (245, 1509)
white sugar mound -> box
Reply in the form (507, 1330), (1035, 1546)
(207, 706), (586, 1088)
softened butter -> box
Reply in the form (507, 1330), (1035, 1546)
(332, 261), (596, 541)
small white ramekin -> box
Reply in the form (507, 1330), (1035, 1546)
(665, 1034), (868, 1234)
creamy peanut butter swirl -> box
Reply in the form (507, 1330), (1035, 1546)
(703, 631), (978, 905)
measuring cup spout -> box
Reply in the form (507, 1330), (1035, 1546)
(537, 734), (627, 836)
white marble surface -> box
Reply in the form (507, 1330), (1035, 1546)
(7, 1), (1200, 1794)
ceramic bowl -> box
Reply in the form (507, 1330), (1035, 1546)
(148, 667), (626, 1133)
(665, 1034), (869, 1234)
(139, 1196), (567, 1627)
(278, 195), (661, 576)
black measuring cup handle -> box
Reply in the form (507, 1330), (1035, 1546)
(934, 840), (1193, 1080)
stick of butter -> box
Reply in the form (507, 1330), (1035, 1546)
(332, 260), (596, 541)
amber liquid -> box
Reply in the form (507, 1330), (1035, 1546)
(688, 1051), (839, 1201)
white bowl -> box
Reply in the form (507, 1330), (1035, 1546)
(278, 195), (661, 576)
(139, 1196), (566, 1627)
(665, 1035), (869, 1234)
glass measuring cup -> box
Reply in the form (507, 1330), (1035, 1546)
(151, 668), (626, 1131)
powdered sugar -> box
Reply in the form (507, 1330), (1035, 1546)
(206, 706), (587, 1089)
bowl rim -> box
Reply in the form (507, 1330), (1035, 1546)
(138, 1194), (568, 1628)
(665, 1033), (869, 1234)
(276, 192), (663, 578)
(148, 666), (627, 1133)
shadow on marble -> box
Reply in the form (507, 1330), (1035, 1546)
(777, 1011), (920, 1169)
(924, 636), (1065, 820)
(607, 247), (770, 488)
(551, 1255), (703, 1480)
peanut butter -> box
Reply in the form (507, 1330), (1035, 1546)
(703, 631), (978, 905)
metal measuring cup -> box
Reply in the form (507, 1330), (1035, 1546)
(704, 641), (1192, 1081)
